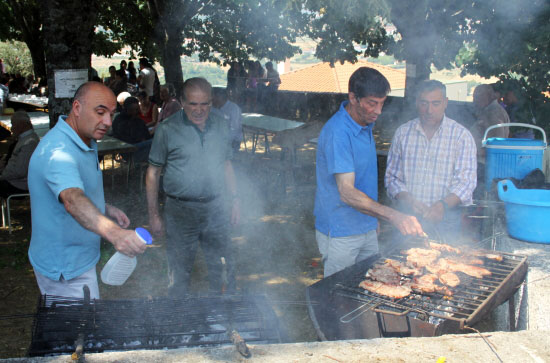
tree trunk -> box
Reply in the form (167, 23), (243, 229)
(160, 28), (184, 98)
(26, 40), (46, 80)
(41, 0), (99, 127)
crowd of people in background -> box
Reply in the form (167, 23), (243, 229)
(226, 60), (280, 113)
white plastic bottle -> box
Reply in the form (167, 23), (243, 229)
(100, 227), (152, 286)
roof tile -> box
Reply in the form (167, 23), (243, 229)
(280, 60), (406, 93)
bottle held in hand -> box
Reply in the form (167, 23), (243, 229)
(101, 228), (152, 286)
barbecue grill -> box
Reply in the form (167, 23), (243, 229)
(306, 247), (527, 340)
(29, 293), (285, 357)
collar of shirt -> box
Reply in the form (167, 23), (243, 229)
(412, 115), (450, 140)
(56, 115), (96, 152)
(340, 100), (375, 137)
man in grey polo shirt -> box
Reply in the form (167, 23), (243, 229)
(146, 77), (240, 296)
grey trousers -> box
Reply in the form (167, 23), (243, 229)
(316, 230), (379, 278)
(34, 266), (100, 301)
(164, 197), (234, 296)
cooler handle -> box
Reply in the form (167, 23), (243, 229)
(482, 123), (547, 147)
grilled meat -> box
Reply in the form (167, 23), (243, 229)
(428, 242), (461, 254)
(405, 248), (441, 267)
(384, 259), (423, 276)
(427, 258), (491, 279)
(367, 265), (401, 285)
(408, 274), (438, 293)
(405, 274), (453, 296)
(439, 272), (460, 287)
(359, 280), (412, 299)
(469, 251), (504, 262)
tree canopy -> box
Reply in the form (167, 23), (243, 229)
(3, 0), (550, 130)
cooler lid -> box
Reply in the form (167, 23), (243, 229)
(485, 137), (546, 149)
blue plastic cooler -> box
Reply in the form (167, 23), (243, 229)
(482, 123), (547, 191)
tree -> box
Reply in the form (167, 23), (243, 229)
(0, 41), (34, 75)
(99, 0), (307, 97)
(41, 0), (99, 126)
(0, 0), (45, 79)
(457, 0), (550, 129)
(305, 1), (475, 101)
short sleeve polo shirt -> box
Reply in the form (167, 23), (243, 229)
(314, 101), (378, 237)
(28, 116), (105, 281)
(148, 110), (232, 198)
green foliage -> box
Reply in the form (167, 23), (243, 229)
(304, 0), (390, 64)
(458, 0), (550, 131)
(181, 61), (227, 86)
(0, 41), (34, 75)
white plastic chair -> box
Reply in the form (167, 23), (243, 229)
(1, 193), (30, 233)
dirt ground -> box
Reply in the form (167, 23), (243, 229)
(0, 138), (328, 359)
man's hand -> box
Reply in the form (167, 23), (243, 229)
(110, 228), (147, 257)
(423, 201), (445, 223)
(105, 204), (130, 228)
(149, 213), (164, 238)
(396, 192), (428, 216)
(389, 210), (425, 236)
(231, 199), (241, 225)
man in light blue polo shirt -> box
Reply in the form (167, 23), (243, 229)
(314, 67), (425, 278)
(28, 82), (147, 299)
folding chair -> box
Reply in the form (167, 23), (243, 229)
(1, 193), (30, 234)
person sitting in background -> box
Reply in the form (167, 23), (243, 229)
(158, 83), (182, 123)
(112, 97), (152, 163)
(109, 69), (128, 96)
(137, 91), (159, 130)
(0, 111), (40, 198)
(103, 66), (117, 89)
(212, 87), (243, 152)
(116, 92), (131, 108)
(9, 74), (26, 94)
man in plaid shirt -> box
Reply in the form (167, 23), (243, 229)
(385, 80), (477, 240)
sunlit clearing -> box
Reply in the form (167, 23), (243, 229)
(265, 277), (290, 285)
(260, 215), (292, 223)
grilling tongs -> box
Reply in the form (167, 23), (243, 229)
(221, 257), (251, 358)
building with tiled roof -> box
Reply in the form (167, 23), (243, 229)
(279, 60), (406, 96)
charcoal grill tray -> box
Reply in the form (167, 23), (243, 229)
(29, 294), (284, 356)
(307, 247), (528, 340)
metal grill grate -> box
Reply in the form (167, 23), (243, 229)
(29, 294), (283, 356)
(331, 250), (527, 327)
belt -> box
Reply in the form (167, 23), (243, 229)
(166, 194), (218, 203)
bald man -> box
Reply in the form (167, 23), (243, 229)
(28, 82), (147, 299)
(470, 84), (510, 157)
(0, 111), (39, 198)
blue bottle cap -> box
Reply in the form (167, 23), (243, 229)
(135, 227), (153, 245)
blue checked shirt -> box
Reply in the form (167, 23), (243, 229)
(385, 116), (477, 205)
